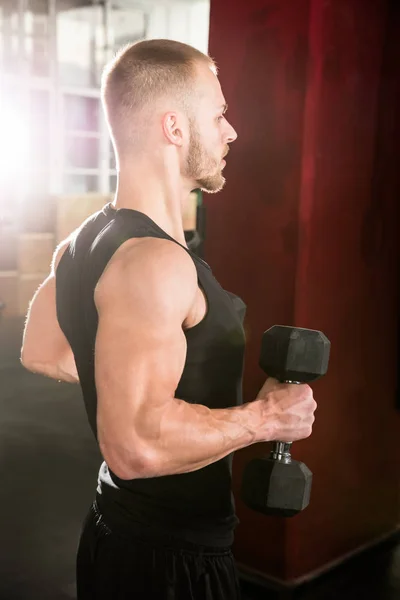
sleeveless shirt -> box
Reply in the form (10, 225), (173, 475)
(56, 203), (246, 546)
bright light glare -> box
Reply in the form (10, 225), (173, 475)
(0, 99), (30, 185)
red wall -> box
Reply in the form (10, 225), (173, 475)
(207, 0), (400, 583)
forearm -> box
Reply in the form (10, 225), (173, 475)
(110, 398), (268, 479)
(151, 399), (264, 475)
(22, 355), (79, 384)
(21, 270), (79, 383)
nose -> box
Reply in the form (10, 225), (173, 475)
(225, 119), (238, 144)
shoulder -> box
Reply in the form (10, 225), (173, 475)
(52, 206), (113, 273)
(51, 236), (73, 274)
(116, 236), (196, 280)
(96, 237), (198, 316)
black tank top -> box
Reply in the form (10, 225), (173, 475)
(56, 204), (246, 547)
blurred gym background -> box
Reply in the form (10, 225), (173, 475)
(0, 0), (208, 317)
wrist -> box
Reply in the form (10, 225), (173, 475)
(242, 399), (276, 444)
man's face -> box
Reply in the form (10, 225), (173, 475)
(183, 64), (237, 193)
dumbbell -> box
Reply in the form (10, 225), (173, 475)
(241, 325), (330, 517)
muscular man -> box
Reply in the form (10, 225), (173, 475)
(21, 40), (316, 600)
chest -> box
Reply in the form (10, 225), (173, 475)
(184, 287), (208, 330)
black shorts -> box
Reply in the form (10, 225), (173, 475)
(76, 503), (242, 600)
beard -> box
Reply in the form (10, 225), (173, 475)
(183, 120), (227, 193)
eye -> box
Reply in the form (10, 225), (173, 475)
(217, 115), (225, 122)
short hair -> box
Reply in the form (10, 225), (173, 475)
(101, 39), (217, 156)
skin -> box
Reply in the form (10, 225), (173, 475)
(113, 62), (234, 243)
(21, 238), (79, 384)
(21, 61), (317, 480)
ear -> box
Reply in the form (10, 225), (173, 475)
(162, 112), (186, 147)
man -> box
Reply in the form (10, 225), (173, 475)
(21, 40), (316, 599)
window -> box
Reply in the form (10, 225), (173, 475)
(63, 94), (99, 132)
(107, 6), (148, 57)
(109, 142), (117, 170)
(61, 92), (102, 192)
(109, 174), (117, 193)
(24, 0), (51, 77)
(64, 174), (99, 195)
(57, 4), (105, 88)
(0, 2), (20, 74)
(29, 88), (50, 172)
(65, 136), (100, 170)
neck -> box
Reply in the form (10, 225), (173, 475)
(112, 153), (193, 246)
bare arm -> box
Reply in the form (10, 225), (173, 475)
(95, 238), (271, 481)
(21, 240), (79, 383)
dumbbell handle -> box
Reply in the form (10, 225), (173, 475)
(270, 379), (301, 465)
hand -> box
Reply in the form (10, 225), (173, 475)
(254, 377), (317, 443)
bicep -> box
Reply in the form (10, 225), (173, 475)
(94, 302), (188, 471)
(93, 240), (196, 476)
